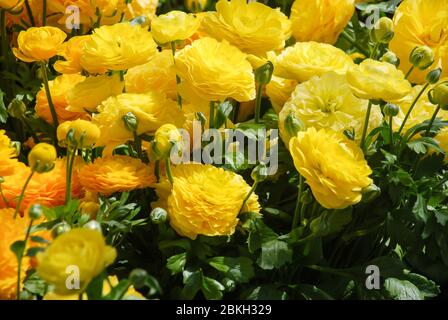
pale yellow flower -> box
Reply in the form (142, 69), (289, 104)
(151, 10), (200, 44)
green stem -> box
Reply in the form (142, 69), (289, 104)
(24, 0), (35, 26)
(16, 219), (34, 300)
(405, 65), (415, 79)
(209, 101), (215, 129)
(397, 83), (429, 135)
(254, 82), (263, 124)
(305, 265), (352, 278)
(65, 147), (77, 204)
(425, 105), (442, 136)
(40, 62), (59, 147)
(1, 9), (8, 72)
(155, 160), (160, 182)
(370, 42), (380, 59)
(0, 183), (9, 207)
(171, 41), (182, 109)
(133, 131), (143, 159)
(340, 30), (370, 57)
(389, 115), (394, 152)
(13, 170), (35, 219)
(240, 182), (258, 214)
(42, 0), (47, 25)
(360, 100), (373, 150)
(292, 175), (304, 231)
(165, 159), (174, 185)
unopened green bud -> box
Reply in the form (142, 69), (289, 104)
(129, 268), (148, 289)
(371, 17), (394, 44)
(384, 103), (399, 117)
(150, 207), (168, 224)
(361, 184), (381, 203)
(381, 51), (400, 67)
(7, 98), (26, 118)
(254, 61), (274, 85)
(410, 46), (434, 70)
(284, 113), (305, 141)
(51, 222), (71, 239)
(123, 112), (139, 133)
(28, 204), (43, 220)
(251, 163), (268, 183)
(429, 81), (448, 110)
(426, 68), (442, 84)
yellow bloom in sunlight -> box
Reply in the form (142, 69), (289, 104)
(290, 128), (373, 209)
(120, 0), (159, 25)
(43, 275), (145, 300)
(153, 163), (260, 240)
(274, 42), (354, 82)
(54, 35), (96, 74)
(279, 72), (382, 145)
(151, 10), (200, 44)
(0, 160), (84, 214)
(79, 156), (156, 196)
(35, 74), (87, 124)
(66, 74), (124, 113)
(81, 23), (157, 73)
(57, 120), (100, 148)
(0, 130), (18, 177)
(390, 0), (448, 84)
(0, 208), (29, 300)
(200, 0), (291, 55)
(175, 37), (255, 104)
(92, 92), (185, 147)
(125, 50), (177, 100)
(435, 127), (448, 161)
(346, 59), (412, 101)
(290, 0), (354, 44)
(266, 76), (298, 113)
(37, 228), (116, 295)
(13, 26), (67, 62)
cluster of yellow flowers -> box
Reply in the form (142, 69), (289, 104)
(0, 0), (447, 300)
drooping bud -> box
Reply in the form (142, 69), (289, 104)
(409, 46), (434, 70)
(426, 68), (442, 85)
(370, 17), (394, 44)
(28, 143), (57, 173)
(384, 103), (399, 117)
(381, 51), (400, 67)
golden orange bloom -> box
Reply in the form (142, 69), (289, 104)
(0, 130), (18, 177)
(54, 36), (94, 74)
(79, 156), (156, 196)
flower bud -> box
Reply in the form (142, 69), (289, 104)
(79, 201), (100, 218)
(129, 268), (148, 289)
(426, 68), (442, 84)
(28, 204), (43, 220)
(7, 98), (26, 118)
(384, 103), (399, 117)
(123, 112), (139, 133)
(429, 81), (448, 110)
(370, 17), (394, 44)
(83, 220), (102, 233)
(409, 46), (434, 70)
(222, 278), (236, 292)
(57, 120), (100, 148)
(361, 184), (381, 203)
(150, 207), (168, 224)
(251, 163), (268, 183)
(381, 51), (400, 67)
(185, 0), (207, 12)
(254, 61), (274, 85)
(284, 113), (305, 141)
(28, 143), (57, 173)
(51, 222), (71, 239)
(152, 124), (182, 160)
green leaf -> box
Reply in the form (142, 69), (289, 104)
(403, 273), (440, 298)
(257, 239), (292, 270)
(103, 279), (131, 300)
(30, 235), (49, 244)
(407, 141), (427, 154)
(167, 252), (187, 275)
(26, 247), (45, 257)
(310, 208), (352, 237)
(10, 240), (26, 260)
(86, 273), (105, 300)
(384, 278), (424, 300)
(214, 101), (233, 129)
(247, 219), (277, 253)
(201, 276), (225, 300)
(245, 285), (287, 300)
(181, 269), (202, 299)
(0, 89), (8, 123)
(294, 284), (334, 300)
(413, 194), (428, 223)
(208, 257), (254, 283)
(22, 272), (47, 296)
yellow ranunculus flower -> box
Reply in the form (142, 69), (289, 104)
(151, 10), (200, 44)
(152, 124), (183, 160)
(279, 72), (382, 145)
(0, 0), (23, 11)
(125, 50), (177, 100)
(435, 127), (448, 161)
(120, 0), (159, 25)
(290, 0), (354, 44)
(66, 74), (124, 113)
(346, 59), (412, 101)
(274, 42), (354, 82)
(57, 120), (100, 148)
(0, 130), (18, 177)
(92, 92), (185, 147)
(54, 36), (96, 74)
(152, 163), (260, 240)
(175, 37), (255, 103)
(35, 74), (87, 124)
(28, 143), (57, 173)
(13, 26), (67, 62)
(36, 228), (116, 295)
(390, 0), (448, 84)
(266, 76), (298, 114)
(290, 128), (373, 209)
(79, 156), (157, 196)
(81, 23), (157, 73)
(200, 0), (291, 55)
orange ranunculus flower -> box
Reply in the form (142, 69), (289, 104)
(35, 74), (87, 124)
(0, 130), (18, 177)
(54, 35), (94, 74)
